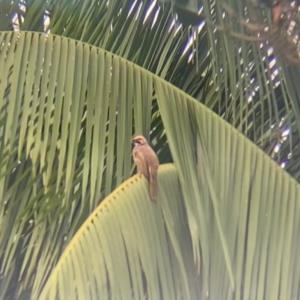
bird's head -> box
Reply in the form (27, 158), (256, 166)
(132, 135), (148, 146)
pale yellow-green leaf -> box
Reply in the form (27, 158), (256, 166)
(39, 164), (199, 300)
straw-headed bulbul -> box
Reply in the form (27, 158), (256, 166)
(132, 135), (159, 201)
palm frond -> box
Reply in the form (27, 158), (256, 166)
(0, 31), (155, 298)
(38, 75), (300, 298)
(0, 24), (299, 298)
(2, 0), (300, 181)
(39, 164), (200, 300)
(155, 74), (300, 298)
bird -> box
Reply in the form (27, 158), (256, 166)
(132, 135), (159, 201)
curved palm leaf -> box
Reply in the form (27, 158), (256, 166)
(0, 29), (299, 299)
(0, 31), (155, 298)
(39, 80), (300, 298)
(39, 164), (200, 300)
(2, 0), (300, 180)
(155, 76), (300, 299)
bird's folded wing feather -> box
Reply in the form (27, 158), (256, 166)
(133, 147), (149, 179)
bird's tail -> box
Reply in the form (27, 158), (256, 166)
(149, 172), (158, 201)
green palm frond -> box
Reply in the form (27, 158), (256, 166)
(0, 2), (299, 297)
(38, 77), (300, 298)
(0, 31), (155, 298)
(39, 164), (200, 300)
(155, 74), (300, 298)
(2, 0), (300, 180)
(168, 0), (300, 179)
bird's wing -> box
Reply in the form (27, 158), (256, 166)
(133, 145), (159, 201)
(133, 147), (149, 178)
(145, 149), (159, 201)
